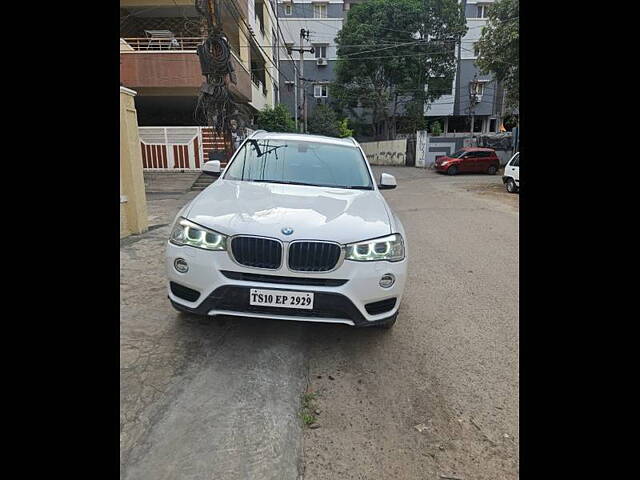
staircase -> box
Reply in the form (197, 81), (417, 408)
(191, 165), (228, 190)
(191, 173), (218, 191)
(193, 129), (231, 191)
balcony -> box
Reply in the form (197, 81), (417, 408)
(120, 37), (252, 103)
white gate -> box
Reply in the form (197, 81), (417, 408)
(139, 127), (226, 170)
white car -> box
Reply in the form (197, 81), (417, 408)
(166, 131), (408, 329)
(503, 152), (520, 193)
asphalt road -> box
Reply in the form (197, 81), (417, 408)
(120, 167), (518, 480)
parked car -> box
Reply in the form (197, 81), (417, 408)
(165, 131), (408, 329)
(502, 152), (519, 193)
(434, 147), (500, 175)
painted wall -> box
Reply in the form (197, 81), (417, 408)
(278, 58), (336, 117)
(278, 0), (344, 119)
(120, 87), (149, 237)
(455, 59), (496, 116)
(278, 1), (344, 18)
(361, 139), (407, 166)
(277, 18), (343, 60)
(430, 1), (499, 120)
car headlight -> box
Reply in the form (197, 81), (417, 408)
(169, 217), (227, 251)
(345, 234), (405, 262)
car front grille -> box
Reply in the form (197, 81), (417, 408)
(288, 241), (342, 272)
(231, 236), (282, 269)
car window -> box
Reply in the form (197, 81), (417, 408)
(223, 139), (374, 190)
(449, 149), (467, 158)
(511, 153), (519, 167)
(476, 151), (490, 158)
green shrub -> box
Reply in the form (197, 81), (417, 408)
(255, 104), (296, 132)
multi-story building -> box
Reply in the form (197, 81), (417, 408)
(120, 0), (279, 126)
(276, 1), (347, 121)
(426, 0), (506, 134)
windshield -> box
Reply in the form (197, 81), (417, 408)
(223, 139), (374, 190)
(449, 150), (467, 158)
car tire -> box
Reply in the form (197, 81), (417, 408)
(487, 165), (497, 175)
(506, 178), (518, 193)
(447, 165), (458, 176)
(376, 312), (398, 329)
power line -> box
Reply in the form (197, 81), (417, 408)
(124, 46), (498, 64)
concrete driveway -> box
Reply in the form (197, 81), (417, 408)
(120, 167), (518, 480)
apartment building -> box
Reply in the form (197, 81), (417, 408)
(119, 0), (279, 126)
(276, 1), (347, 119)
(426, 0), (506, 134)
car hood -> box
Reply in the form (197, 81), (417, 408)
(185, 180), (393, 244)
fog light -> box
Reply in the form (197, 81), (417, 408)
(379, 273), (395, 288)
(174, 258), (189, 273)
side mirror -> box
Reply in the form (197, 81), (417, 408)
(203, 160), (221, 176)
(378, 173), (397, 190)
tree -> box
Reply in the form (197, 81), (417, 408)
(333, 0), (466, 140)
(255, 104), (296, 132)
(307, 105), (355, 138)
(430, 120), (442, 135)
(475, 0), (519, 110)
(307, 105), (341, 137)
(337, 118), (354, 138)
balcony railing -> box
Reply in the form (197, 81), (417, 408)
(121, 37), (205, 51)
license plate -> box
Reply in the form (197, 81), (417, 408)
(249, 289), (314, 309)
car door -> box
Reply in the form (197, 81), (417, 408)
(475, 151), (491, 172)
(511, 153), (520, 186)
(459, 151), (476, 172)
(505, 152), (519, 182)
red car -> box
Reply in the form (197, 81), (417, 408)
(434, 147), (500, 175)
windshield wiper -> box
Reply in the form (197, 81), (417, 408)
(343, 185), (373, 190)
(248, 139), (287, 158)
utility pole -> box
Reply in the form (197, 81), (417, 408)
(469, 74), (480, 144)
(299, 29), (304, 133)
(294, 64), (298, 130)
(289, 29), (313, 133)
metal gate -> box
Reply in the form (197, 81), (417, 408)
(405, 135), (416, 166)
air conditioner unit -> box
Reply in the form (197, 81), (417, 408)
(316, 58), (327, 66)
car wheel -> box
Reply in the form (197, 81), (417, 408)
(487, 165), (497, 175)
(447, 165), (458, 176)
(376, 312), (398, 329)
(506, 178), (517, 193)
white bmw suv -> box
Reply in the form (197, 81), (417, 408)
(166, 131), (408, 329)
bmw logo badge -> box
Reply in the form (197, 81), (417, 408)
(281, 227), (294, 235)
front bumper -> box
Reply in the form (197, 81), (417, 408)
(166, 241), (407, 326)
(434, 163), (450, 171)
